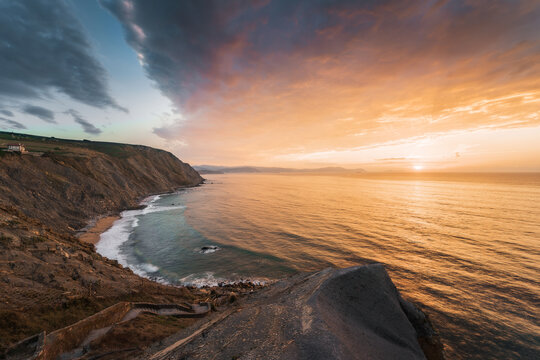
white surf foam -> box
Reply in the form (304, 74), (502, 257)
(198, 245), (220, 254)
(96, 210), (140, 267)
(141, 194), (185, 215)
(179, 272), (227, 287)
(179, 272), (271, 288)
(130, 262), (162, 280)
(95, 193), (184, 279)
(139, 262), (159, 273)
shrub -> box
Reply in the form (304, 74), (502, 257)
(0, 234), (12, 247)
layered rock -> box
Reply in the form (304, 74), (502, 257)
(145, 264), (444, 360)
(0, 136), (203, 232)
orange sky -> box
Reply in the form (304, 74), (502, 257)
(130, 0), (540, 171)
(3, 1), (539, 171)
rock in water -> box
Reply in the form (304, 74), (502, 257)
(200, 245), (220, 254)
(146, 264), (444, 360)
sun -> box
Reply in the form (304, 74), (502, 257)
(413, 165), (424, 171)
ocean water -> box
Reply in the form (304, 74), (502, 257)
(97, 172), (540, 359)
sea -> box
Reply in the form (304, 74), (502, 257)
(96, 172), (540, 359)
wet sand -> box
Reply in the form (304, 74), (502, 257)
(79, 216), (120, 245)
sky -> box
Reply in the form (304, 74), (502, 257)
(0, 0), (539, 171)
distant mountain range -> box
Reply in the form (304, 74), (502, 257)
(194, 165), (366, 174)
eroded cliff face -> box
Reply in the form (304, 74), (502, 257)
(0, 142), (203, 231)
(0, 136), (204, 352)
(143, 265), (444, 360)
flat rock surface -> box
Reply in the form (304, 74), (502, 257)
(145, 264), (428, 360)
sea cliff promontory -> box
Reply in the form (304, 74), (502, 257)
(0, 132), (203, 232)
(0, 132), (205, 354)
(146, 265), (443, 360)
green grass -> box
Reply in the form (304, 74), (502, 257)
(0, 131), (137, 158)
(84, 143), (131, 158)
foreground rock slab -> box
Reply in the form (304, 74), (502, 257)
(145, 264), (443, 360)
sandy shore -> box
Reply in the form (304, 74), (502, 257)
(78, 215), (120, 245)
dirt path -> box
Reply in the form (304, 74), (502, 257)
(55, 303), (211, 360)
(149, 308), (239, 360)
(122, 303), (211, 322)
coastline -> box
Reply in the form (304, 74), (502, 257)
(0, 134), (444, 358)
(77, 182), (205, 247)
(0, 135), (213, 355)
(3, 183), (444, 359)
(78, 215), (120, 245)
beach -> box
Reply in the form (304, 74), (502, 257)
(78, 215), (120, 245)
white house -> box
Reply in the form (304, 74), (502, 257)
(7, 143), (26, 152)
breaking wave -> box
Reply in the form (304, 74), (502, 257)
(95, 194), (184, 279)
(179, 272), (270, 288)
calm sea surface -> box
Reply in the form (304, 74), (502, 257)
(97, 173), (540, 359)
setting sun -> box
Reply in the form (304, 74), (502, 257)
(413, 165), (424, 171)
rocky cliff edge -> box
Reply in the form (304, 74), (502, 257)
(144, 264), (444, 360)
(0, 133), (203, 232)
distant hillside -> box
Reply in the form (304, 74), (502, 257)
(194, 165), (366, 174)
(197, 169), (225, 175)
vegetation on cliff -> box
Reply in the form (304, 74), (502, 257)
(0, 131), (203, 231)
(0, 132), (205, 353)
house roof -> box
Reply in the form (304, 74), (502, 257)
(7, 143), (23, 146)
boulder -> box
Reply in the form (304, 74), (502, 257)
(147, 264), (443, 360)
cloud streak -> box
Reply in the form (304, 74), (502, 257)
(22, 105), (56, 123)
(0, 117), (26, 130)
(66, 109), (102, 135)
(0, 0), (125, 111)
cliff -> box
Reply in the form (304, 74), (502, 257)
(0, 132), (203, 232)
(0, 132), (204, 353)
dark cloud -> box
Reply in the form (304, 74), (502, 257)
(101, 0), (373, 107)
(0, 110), (14, 117)
(22, 105), (56, 123)
(101, 0), (540, 112)
(0, 117), (26, 130)
(0, 0), (125, 111)
(102, 0), (539, 163)
(66, 109), (102, 135)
